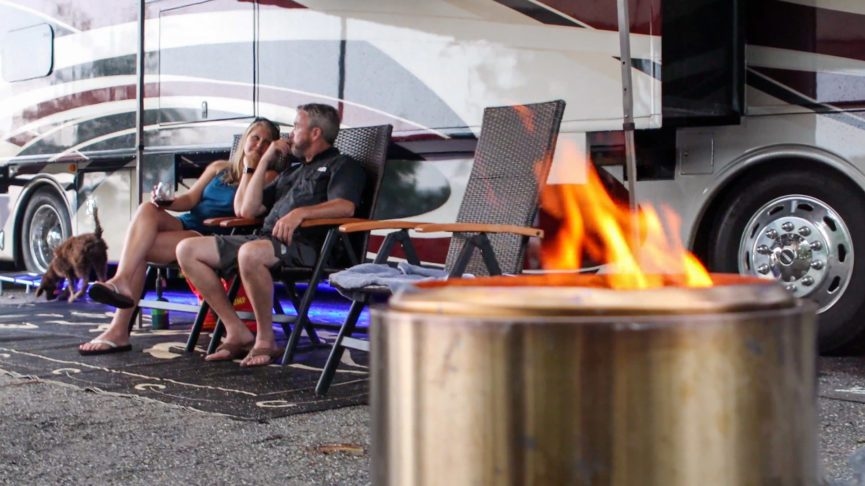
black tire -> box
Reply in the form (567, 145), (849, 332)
(20, 189), (71, 274)
(706, 170), (865, 354)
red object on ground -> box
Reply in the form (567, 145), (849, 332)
(187, 278), (257, 333)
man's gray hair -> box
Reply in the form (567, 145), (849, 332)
(298, 103), (340, 144)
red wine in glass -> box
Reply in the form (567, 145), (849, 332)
(154, 182), (173, 207)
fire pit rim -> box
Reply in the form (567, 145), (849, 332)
(388, 273), (798, 316)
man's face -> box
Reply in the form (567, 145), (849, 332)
(290, 111), (313, 158)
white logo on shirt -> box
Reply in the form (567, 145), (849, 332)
(317, 166), (327, 172)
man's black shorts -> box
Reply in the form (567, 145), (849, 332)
(213, 234), (318, 275)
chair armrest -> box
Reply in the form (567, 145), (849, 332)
(414, 222), (543, 238)
(300, 217), (366, 228)
(203, 216), (262, 228)
(203, 216), (238, 226)
(339, 219), (423, 233)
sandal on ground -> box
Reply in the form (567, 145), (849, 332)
(88, 282), (135, 309)
(78, 338), (132, 356)
(240, 347), (282, 368)
(204, 341), (253, 362)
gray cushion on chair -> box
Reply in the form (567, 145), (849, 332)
(329, 261), (451, 298)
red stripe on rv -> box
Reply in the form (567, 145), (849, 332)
(240, 0), (305, 7)
(535, 0), (660, 35)
(1, 85), (137, 137)
(749, 1), (865, 64)
(6, 132), (36, 147)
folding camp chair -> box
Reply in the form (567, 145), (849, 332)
(315, 99), (566, 395)
(186, 124), (393, 358)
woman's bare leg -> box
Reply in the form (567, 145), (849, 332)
(104, 202), (185, 298)
(79, 229), (200, 353)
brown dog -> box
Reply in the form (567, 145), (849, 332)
(36, 208), (108, 302)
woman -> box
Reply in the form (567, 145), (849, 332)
(79, 118), (281, 356)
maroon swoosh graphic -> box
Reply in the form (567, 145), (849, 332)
(1, 80), (446, 145)
(239, 0), (305, 7)
(1, 85), (138, 138)
(496, 0), (660, 35)
(748, 1), (865, 64)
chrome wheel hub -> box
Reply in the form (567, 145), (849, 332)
(29, 204), (63, 273)
(740, 195), (852, 312)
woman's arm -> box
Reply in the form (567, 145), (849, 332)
(235, 139), (289, 218)
(162, 161), (228, 212)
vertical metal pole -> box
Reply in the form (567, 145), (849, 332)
(617, 0), (640, 246)
(135, 0), (145, 204)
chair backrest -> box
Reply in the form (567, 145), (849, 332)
(445, 100), (566, 276)
(333, 124), (393, 263)
(228, 133), (294, 172)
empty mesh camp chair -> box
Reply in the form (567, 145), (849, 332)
(186, 124), (393, 359)
(316, 99), (566, 395)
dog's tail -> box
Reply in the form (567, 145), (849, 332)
(93, 207), (103, 240)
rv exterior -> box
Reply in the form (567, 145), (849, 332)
(0, 0), (661, 267)
(1, 0), (863, 353)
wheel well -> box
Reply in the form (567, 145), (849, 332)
(13, 182), (69, 269)
(691, 158), (865, 265)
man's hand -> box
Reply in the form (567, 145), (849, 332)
(271, 208), (305, 244)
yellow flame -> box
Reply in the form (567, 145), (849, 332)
(540, 146), (712, 289)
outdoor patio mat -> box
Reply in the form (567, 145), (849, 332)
(0, 297), (369, 421)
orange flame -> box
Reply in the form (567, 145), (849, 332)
(539, 149), (712, 289)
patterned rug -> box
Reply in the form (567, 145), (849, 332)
(0, 294), (369, 421)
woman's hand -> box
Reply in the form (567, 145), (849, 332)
(150, 184), (174, 209)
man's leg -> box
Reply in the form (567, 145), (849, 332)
(235, 239), (281, 367)
(176, 235), (255, 360)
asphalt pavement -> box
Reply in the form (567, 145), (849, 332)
(0, 372), (370, 485)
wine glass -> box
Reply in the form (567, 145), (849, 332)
(153, 182), (174, 207)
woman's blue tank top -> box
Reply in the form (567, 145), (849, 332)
(177, 170), (237, 234)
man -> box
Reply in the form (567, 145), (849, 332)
(176, 103), (365, 367)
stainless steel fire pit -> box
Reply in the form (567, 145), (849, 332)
(370, 274), (817, 485)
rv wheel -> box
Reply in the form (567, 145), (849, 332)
(707, 170), (865, 354)
(20, 189), (71, 274)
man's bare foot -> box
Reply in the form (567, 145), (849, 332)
(240, 345), (281, 367)
(204, 337), (255, 361)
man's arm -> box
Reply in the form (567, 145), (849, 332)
(234, 140), (289, 218)
(269, 198), (356, 244)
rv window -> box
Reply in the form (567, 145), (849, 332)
(2, 23), (54, 82)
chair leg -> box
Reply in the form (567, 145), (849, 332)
(184, 299), (212, 352)
(280, 228), (341, 364)
(207, 321), (224, 355)
(273, 288), (292, 339)
(316, 297), (366, 396)
(127, 265), (156, 333)
(280, 281), (322, 365)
